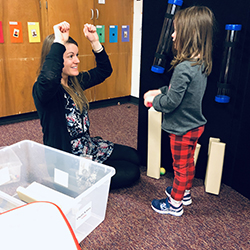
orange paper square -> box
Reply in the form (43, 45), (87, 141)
(9, 21), (23, 43)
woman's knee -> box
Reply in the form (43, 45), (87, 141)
(107, 161), (140, 189)
(111, 144), (141, 165)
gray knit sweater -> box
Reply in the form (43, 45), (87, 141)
(152, 60), (207, 135)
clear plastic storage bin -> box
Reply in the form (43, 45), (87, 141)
(0, 140), (115, 243)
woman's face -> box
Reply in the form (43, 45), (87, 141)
(62, 43), (80, 78)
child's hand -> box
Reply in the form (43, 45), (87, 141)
(53, 21), (70, 45)
(144, 96), (154, 107)
(143, 89), (161, 108)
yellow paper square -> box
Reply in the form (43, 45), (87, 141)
(27, 22), (41, 43)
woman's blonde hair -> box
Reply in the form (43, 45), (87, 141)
(37, 34), (89, 113)
(171, 6), (215, 75)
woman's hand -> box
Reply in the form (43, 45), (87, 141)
(143, 89), (161, 108)
(53, 21), (70, 45)
(83, 23), (102, 52)
(83, 23), (99, 42)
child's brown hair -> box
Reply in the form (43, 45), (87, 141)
(171, 6), (215, 75)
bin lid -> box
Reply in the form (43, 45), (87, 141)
(225, 24), (242, 31)
(168, 0), (183, 6)
(0, 201), (81, 249)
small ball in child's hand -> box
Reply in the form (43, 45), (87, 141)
(160, 167), (166, 175)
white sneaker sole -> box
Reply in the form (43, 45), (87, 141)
(151, 204), (183, 216)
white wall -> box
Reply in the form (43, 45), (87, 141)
(131, 0), (143, 98)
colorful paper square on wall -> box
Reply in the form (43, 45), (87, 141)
(9, 21), (23, 43)
(122, 25), (130, 42)
(109, 25), (118, 43)
(0, 21), (4, 43)
(27, 22), (41, 43)
(96, 25), (105, 43)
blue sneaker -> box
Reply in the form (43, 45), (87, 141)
(165, 186), (192, 206)
(151, 197), (183, 216)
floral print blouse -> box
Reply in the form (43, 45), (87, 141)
(64, 92), (114, 163)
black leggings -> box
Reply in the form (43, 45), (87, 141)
(103, 144), (141, 189)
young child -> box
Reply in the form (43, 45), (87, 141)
(144, 6), (215, 216)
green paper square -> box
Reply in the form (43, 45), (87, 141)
(96, 25), (105, 43)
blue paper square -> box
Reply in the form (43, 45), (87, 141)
(109, 25), (118, 43)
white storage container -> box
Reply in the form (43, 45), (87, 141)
(0, 140), (115, 243)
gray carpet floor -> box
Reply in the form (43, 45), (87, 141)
(0, 103), (249, 250)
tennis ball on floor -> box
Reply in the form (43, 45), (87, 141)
(160, 167), (166, 175)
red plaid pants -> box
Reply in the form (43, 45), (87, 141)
(169, 125), (204, 201)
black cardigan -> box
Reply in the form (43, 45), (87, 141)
(33, 43), (112, 153)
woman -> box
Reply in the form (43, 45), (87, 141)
(33, 21), (140, 189)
